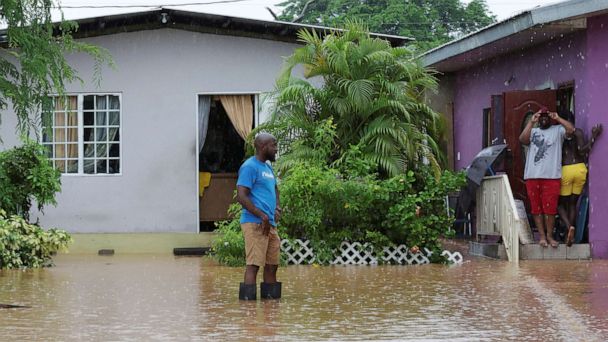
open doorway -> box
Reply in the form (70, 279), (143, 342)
(197, 94), (255, 232)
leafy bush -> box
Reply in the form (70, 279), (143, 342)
(0, 140), (61, 220)
(279, 161), (466, 262)
(381, 169), (467, 257)
(210, 204), (246, 267)
(0, 210), (72, 269)
(212, 161), (466, 265)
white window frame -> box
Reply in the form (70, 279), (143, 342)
(41, 93), (122, 176)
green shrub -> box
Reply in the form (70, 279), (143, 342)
(0, 140), (61, 219)
(0, 210), (72, 269)
(210, 204), (246, 267)
(211, 162), (466, 266)
(382, 169), (467, 256)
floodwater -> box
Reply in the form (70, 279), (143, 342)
(1, 255), (608, 342)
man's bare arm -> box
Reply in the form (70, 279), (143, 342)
(520, 112), (540, 145)
(237, 185), (270, 234)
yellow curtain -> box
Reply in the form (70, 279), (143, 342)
(218, 95), (253, 141)
(67, 96), (78, 158)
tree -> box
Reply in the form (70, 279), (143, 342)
(258, 21), (444, 178)
(0, 0), (110, 136)
(278, 0), (496, 50)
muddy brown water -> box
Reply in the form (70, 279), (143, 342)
(1, 255), (607, 341)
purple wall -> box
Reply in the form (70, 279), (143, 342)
(453, 31), (586, 169)
(585, 15), (608, 258)
(451, 14), (608, 257)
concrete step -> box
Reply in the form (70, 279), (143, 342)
(469, 241), (591, 260)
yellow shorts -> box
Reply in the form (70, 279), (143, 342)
(241, 222), (280, 267)
(560, 163), (587, 196)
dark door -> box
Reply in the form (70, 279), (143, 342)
(503, 90), (556, 204)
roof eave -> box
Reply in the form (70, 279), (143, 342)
(0, 8), (413, 47)
(422, 0), (608, 70)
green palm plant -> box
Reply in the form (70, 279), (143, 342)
(261, 21), (445, 177)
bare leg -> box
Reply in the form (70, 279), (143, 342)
(568, 194), (580, 227)
(565, 194), (580, 246)
(533, 214), (548, 247)
(558, 196), (572, 228)
(545, 214), (558, 247)
(244, 265), (259, 285)
(263, 264), (278, 283)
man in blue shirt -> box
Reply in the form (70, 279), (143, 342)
(236, 133), (281, 300)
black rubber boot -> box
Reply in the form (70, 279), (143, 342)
(239, 283), (256, 300)
(260, 282), (282, 299)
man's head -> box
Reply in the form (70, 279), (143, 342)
(538, 109), (551, 129)
(254, 133), (278, 162)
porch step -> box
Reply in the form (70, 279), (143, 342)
(469, 241), (591, 260)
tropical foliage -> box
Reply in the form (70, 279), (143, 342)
(211, 159), (466, 266)
(278, 0), (496, 50)
(211, 24), (467, 266)
(0, 0), (112, 136)
(0, 210), (71, 269)
(259, 21), (444, 178)
(213, 113), (465, 265)
(0, 140), (61, 220)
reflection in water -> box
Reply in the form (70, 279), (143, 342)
(0, 255), (607, 341)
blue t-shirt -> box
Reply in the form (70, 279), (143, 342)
(237, 156), (277, 226)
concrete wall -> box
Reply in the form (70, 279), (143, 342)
(0, 28), (299, 233)
(448, 13), (608, 257)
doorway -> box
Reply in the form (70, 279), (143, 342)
(498, 90), (557, 207)
(197, 94), (255, 231)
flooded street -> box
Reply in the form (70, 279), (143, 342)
(1, 255), (608, 341)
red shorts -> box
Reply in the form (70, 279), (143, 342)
(526, 179), (561, 215)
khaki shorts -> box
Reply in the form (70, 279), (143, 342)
(241, 222), (280, 267)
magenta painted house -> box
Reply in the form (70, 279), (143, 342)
(423, 0), (608, 258)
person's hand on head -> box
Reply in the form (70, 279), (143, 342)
(592, 124), (603, 139)
(531, 113), (540, 123)
(548, 111), (559, 120)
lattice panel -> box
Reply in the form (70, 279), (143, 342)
(280, 239), (316, 265)
(280, 239), (463, 265)
(331, 242), (378, 265)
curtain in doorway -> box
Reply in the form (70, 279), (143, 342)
(219, 95), (253, 141)
(198, 95), (211, 152)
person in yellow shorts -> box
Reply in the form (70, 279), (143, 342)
(558, 111), (602, 246)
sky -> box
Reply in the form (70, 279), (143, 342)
(56, 0), (566, 23)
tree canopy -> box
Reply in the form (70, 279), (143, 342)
(0, 0), (110, 136)
(278, 0), (496, 50)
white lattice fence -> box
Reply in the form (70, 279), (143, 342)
(281, 239), (463, 265)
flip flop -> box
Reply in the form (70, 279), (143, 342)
(539, 240), (548, 248)
(566, 226), (575, 247)
(550, 240), (559, 248)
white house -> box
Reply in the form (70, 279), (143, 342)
(0, 9), (409, 252)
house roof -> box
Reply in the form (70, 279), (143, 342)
(422, 0), (608, 73)
(1, 8), (411, 47)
